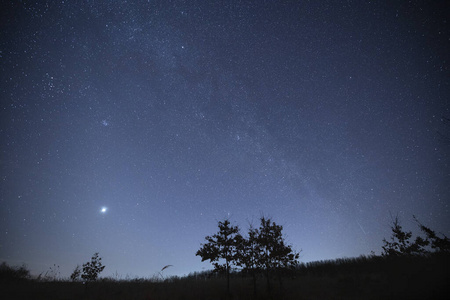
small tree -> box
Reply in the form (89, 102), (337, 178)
(382, 216), (428, 256)
(196, 219), (241, 294)
(255, 217), (300, 293)
(81, 253), (105, 282)
(70, 265), (82, 282)
(414, 216), (450, 253)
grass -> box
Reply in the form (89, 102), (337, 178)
(1, 253), (449, 300)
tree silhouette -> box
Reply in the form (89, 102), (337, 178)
(70, 265), (82, 282)
(414, 216), (450, 253)
(197, 217), (300, 296)
(81, 252), (105, 282)
(254, 217), (300, 293)
(236, 224), (260, 298)
(382, 215), (428, 256)
(196, 219), (241, 294)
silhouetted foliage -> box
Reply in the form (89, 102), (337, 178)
(414, 215), (450, 253)
(0, 262), (30, 281)
(236, 224), (259, 272)
(197, 217), (301, 297)
(157, 265), (173, 280)
(381, 215), (428, 256)
(37, 264), (61, 281)
(196, 219), (241, 293)
(81, 253), (105, 282)
(70, 265), (82, 282)
(254, 217), (300, 294)
(236, 224), (260, 297)
(382, 215), (450, 258)
(256, 217), (300, 270)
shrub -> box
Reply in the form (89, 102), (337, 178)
(81, 253), (105, 282)
(0, 262), (30, 281)
(70, 264), (82, 281)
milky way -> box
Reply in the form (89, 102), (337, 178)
(1, 1), (449, 278)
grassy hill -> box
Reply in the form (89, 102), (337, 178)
(1, 252), (449, 300)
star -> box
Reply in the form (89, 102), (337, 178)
(2, 0), (447, 280)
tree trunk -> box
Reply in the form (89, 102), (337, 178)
(226, 261), (230, 294)
(266, 269), (271, 295)
(278, 271), (284, 300)
(252, 271), (257, 299)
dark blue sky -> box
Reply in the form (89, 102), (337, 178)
(1, 0), (449, 278)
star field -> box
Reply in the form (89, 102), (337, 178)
(1, 0), (449, 278)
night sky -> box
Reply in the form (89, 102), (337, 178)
(1, 1), (449, 279)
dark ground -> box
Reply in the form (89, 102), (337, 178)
(1, 254), (449, 300)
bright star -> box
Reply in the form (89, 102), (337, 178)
(100, 207), (107, 213)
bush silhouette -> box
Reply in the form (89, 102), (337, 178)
(414, 215), (450, 253)
(70, 264), (82, 282)
(0, 262), (30, 281)
(81, 253), (105, 282)
(382, 215), (450, 257)
(381, 215), (428, 256)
